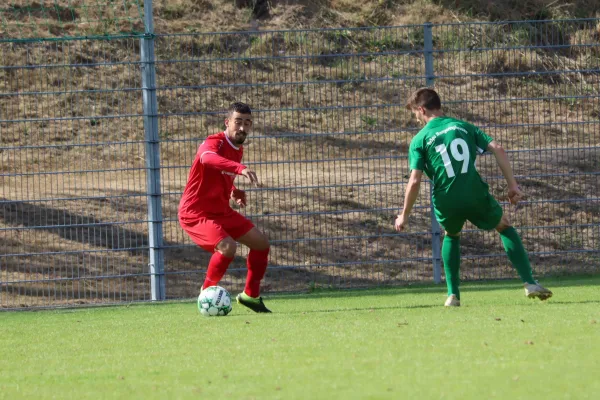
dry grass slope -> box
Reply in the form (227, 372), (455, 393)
(2, 1), (600, 38)
(1, 1), (599, 307)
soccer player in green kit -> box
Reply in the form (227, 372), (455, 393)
(395, 88), (552, 306)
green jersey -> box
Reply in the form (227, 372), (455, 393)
(408, 116), (494, 203)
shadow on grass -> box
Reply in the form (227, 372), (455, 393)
(544, 300), (600, 305)
(282, 303), (438, 314)
(223, 303), (439, 317)
(269, 275), (600, 300)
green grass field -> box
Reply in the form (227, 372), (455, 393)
(1, 276), (599, 400)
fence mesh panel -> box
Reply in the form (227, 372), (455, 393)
(431, 20), (600, 280)
(0, 38), (152, 308)
(1, 18), (599, 308)
(155, 28), (435, 298)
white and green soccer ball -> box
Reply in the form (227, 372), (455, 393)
(197, 286), (232, 317)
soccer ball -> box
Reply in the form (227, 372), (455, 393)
(197, 286), (232, 317)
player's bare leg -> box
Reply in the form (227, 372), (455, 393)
(495, 215), (552, 300)
(216, 236), (238, 257)
(235, 228), (272, 313)
(237, 227), (269, 251)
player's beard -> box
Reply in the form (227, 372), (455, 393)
(233, 131), (247, 145)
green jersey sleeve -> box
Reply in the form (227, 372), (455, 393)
(469, 123), (494, 154)
(408, 137), (426, 171)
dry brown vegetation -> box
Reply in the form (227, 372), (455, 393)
(2, 0), (600, 38)
(1, 1), (600, 308)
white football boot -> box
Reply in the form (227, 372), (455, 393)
(524, 282), (553, 300)
(444, 294), (461, 307)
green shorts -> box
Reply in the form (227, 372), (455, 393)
(433, 192), (503, 235)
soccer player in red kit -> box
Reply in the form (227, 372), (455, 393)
(179, 102), (271, 313)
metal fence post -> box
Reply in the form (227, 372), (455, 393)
(141, 0), (165, 300)
(423, 22), (442, 284)
(424, 22), (435, 87)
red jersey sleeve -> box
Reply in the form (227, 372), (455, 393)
(198, 137), (246, 175)
(178, 132), (245, 217)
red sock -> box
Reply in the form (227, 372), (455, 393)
(244, 248), (270, 298)
(202, 252), (233, 290)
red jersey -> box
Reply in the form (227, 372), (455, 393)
(179, 132), (247, 216)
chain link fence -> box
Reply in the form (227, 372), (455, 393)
(1, 10), (599, 308)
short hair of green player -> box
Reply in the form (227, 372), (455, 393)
(405, 88), (441, 111)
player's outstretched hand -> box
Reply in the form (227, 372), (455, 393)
(231, 189), (247, 208)
(508, 185), (525, 205)
(394, 214), (407, 232)
(241, 168), (262, 187)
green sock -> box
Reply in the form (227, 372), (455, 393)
(442, 235), (461, 300)
(499, 227), (536, 284)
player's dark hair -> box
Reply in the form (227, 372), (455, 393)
(405, 88), (441, 111)
(228, 102), (252, 116)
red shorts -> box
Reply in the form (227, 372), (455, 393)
(179, 210), (255, 252)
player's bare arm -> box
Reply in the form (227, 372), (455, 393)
(395, 169), (423, 232)
(487, 141), (524, 205)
